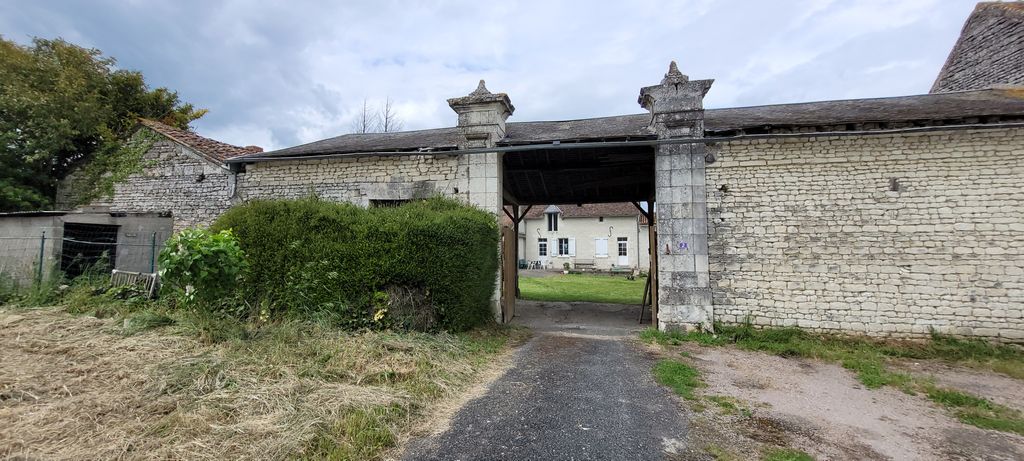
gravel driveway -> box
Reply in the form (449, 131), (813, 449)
(402, 302), (687, 460)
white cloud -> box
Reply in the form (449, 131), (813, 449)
(0, 0), (981, 151)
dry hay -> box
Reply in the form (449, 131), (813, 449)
(0, 308), (513, 460)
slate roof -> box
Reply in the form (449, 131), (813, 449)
(243, 127), (465, 158)
(931, 2), (1024, 93)
(232, 87), (1024, 162)
(523, 202), (640, 219)
(139, 119), (262, 164)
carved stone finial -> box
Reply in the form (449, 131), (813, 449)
(638, 61), (713, 114)
(447, 79), (515, 129)
(470, 79), (491, 96)
(662, 60), (689, 85)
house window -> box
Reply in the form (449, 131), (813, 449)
(558, 238), (570, 256)
(599, 216), (604, 222)
(538, 238), (548, 257)
(547, 213), (558, 231)
(595, 238), (608, 257)
(617, 237), (628, 257)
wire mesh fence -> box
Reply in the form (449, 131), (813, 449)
(0, 226), (167, 287)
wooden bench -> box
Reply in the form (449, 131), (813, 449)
(574, 259), (596, 271)
(110, 269), (159, 298)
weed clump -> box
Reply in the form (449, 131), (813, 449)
(653, 359), (704, 400)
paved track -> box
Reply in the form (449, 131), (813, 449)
(403, 301), (688, 460)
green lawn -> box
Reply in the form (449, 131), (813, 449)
(518, 274), (645, 305)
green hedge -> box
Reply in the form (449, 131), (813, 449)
(211, 197), (499, 331)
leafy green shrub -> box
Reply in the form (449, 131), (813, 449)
(211, 197), (499, 331)
(158, 228), (247, 315)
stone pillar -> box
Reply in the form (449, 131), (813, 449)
(639, 62), (714, 331)
(448, 80), (513, 214)
(448, 80), (514, 320)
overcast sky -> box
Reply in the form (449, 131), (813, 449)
(1, 0), (982, 151)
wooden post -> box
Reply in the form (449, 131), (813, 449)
(647, 199), (658, 327)
(500, 226), (517, 323)
(633, 200), (659, 327)
(513, 205), (520, 298)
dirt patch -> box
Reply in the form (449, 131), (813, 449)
(893, 359), (1024, 412)
(673, 343), (1024, 460)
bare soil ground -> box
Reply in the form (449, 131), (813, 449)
(664, 342), (1024, 460)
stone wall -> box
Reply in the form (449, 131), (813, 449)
(63, 140), (495, 232)
(60, 139), (237, 231)
(706, 128), (1024, 340)
(237, 153), (467, 204)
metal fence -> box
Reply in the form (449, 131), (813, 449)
(0, 228), (167, 286)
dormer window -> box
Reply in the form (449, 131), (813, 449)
(547, 212), (558, 231)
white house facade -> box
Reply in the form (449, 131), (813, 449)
(520, 203), (650, 272)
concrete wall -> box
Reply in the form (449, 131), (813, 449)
(521, 215), (649, 271)
(0, 215), (63, 285)
(0, 213), (171, 284)
(60, 213), (173, 274)
(705, 128), (1024, 340)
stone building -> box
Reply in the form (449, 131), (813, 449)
(62, 1), (1024, 339)
(518, 203), (651, 272)
(58, 119), (261, 230)
(931, 1), (1024, 93)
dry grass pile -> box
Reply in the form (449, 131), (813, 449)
(0, 307), (523, 460)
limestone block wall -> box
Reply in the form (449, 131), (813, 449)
(706, 128), (1024, 340)
(236, 153), (467, 205)
(59, 140), (236, 231)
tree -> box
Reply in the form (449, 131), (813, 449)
(0, 36), (206, 211)
(349, 98), (379, 134)
(379, 97), (403, 133)
(348, 97), (403, 134)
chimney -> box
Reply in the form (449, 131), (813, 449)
(447, 80), (515, 148)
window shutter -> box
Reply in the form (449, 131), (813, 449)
(595, 238), (608, 257)
(569, 238), (576, 256)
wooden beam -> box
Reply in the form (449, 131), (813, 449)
(631, 201), (652, 221)
(503, 187), (522, 206)
(514, 205), (533, 224)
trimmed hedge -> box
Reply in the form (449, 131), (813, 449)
(211, 197), (499, 331)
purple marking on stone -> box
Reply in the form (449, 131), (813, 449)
(679, 242), (689, 250)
